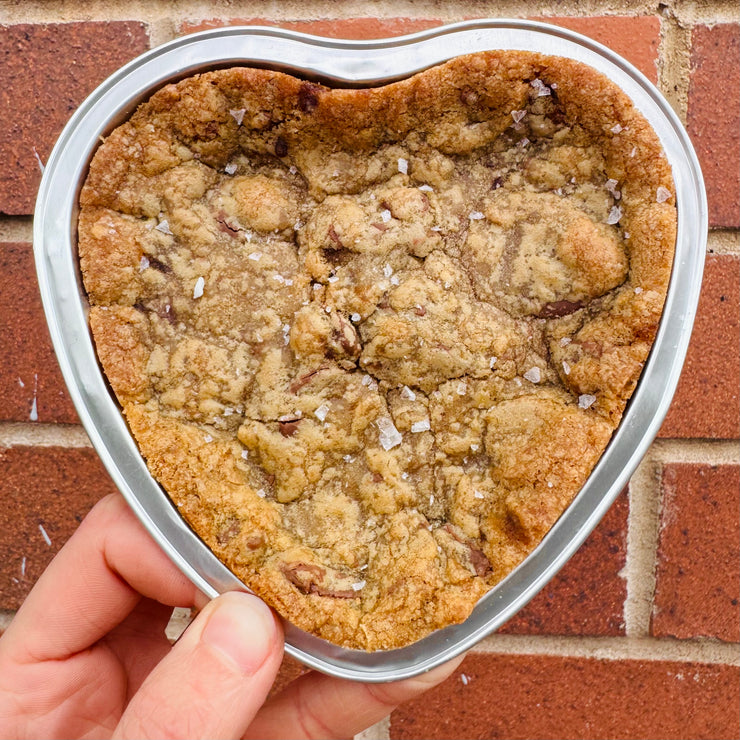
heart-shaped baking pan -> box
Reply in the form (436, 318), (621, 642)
(34, 20), (706, 681)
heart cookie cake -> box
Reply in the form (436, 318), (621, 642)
(78, 51), (676, 650)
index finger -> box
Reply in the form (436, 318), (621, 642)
(0, 493), (202, 664)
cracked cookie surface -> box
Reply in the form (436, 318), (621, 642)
(78, 51), (676, 650)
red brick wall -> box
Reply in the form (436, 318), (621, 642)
(0, 5), (737, 740)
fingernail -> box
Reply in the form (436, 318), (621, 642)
(200, 592), (278, 676)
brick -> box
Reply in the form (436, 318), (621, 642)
(0, 22), (150, 215)
(390, 653), (740, 740)
(500, 489), (627, 636)
(660, 255), (740, 439)
(0, 446), (118, 610)
(181, 16), (660, 82)
(652, 463), (740, 642)
(181, 17), (444, 39)
(541, 16), (661, 83)
(688, 25), (740, 228)
(0, 242), (78, 423)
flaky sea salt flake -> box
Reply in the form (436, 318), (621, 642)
(352, 580), (366, 591)
(611, 123), (623, 134)
(224, 163), (238, 175)
(397, 157), (408, 174)
(474, 490), (484, 499)
(511, 109), (526, 123)
(418, 184), (434, 192)
(468, 211), (485, 220)
(193, 276), (205, 299)
(400, 385), (416, 401)
(578, 394), (597, 409)
(380, 208), (392, 222)
(656, 186), (672, 203)
(411, 419), (430, 433)
(524, 367), (541, 384)
(606, 205), (623, 225)
(376, 416), (402, 450)
(229, 108), (246, 126)
(155, 219), (173, 235)
(531, 78), (551, 97)
(139, 255), (149, 271)
(314, 402), (330, 422)
(605, 178), (621, 199)
(350, 313), (361, 323)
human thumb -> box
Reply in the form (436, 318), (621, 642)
(113, 591), (284, 740)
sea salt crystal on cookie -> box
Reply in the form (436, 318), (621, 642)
(193, 276), (205, 299)
(656, 186), (672, 203)
(606, 205), (623, 225)
(411, 419), (430, 433)
(578, 394), (597, 409)
(376, 416), (402, 450)
(229, 108), (246, 125)
(511, 109), (526, 123)
(531, 78), (551, 97)
(524, 367), (541, 384)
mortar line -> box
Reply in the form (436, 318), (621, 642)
(2, 0), (739, 25)
(0, 610), (15, 633)
(473, 632), (740, 665)
(623, 453), (663, 637)
(656, 2), (692, 121)
(707, 229), (740, 256)
(0, 422), (92, 448)
(0, 1), (659, 25)
(649, 438), (740, 465)
(355, 716), (391, 740)
(0, 217), (34, 243)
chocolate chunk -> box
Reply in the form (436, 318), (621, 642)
(538, 300), (583, 318)
(281, 561), (357, 599)
(275, 136), (288, 157)
(278, 418), (302, 437)
(289, 366), (329, 393)
(327, 224), (344, 248)
(147, 255), (172, 274)
(298, 82), (321, 113)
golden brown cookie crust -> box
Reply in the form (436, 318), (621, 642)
(78, 51), (676, 650)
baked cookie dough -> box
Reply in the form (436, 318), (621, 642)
(78, 51), (676, 650)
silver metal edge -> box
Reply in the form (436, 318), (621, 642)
(33, 19), (707, 682)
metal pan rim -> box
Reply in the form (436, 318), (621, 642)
(34, 19), (707, 682)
